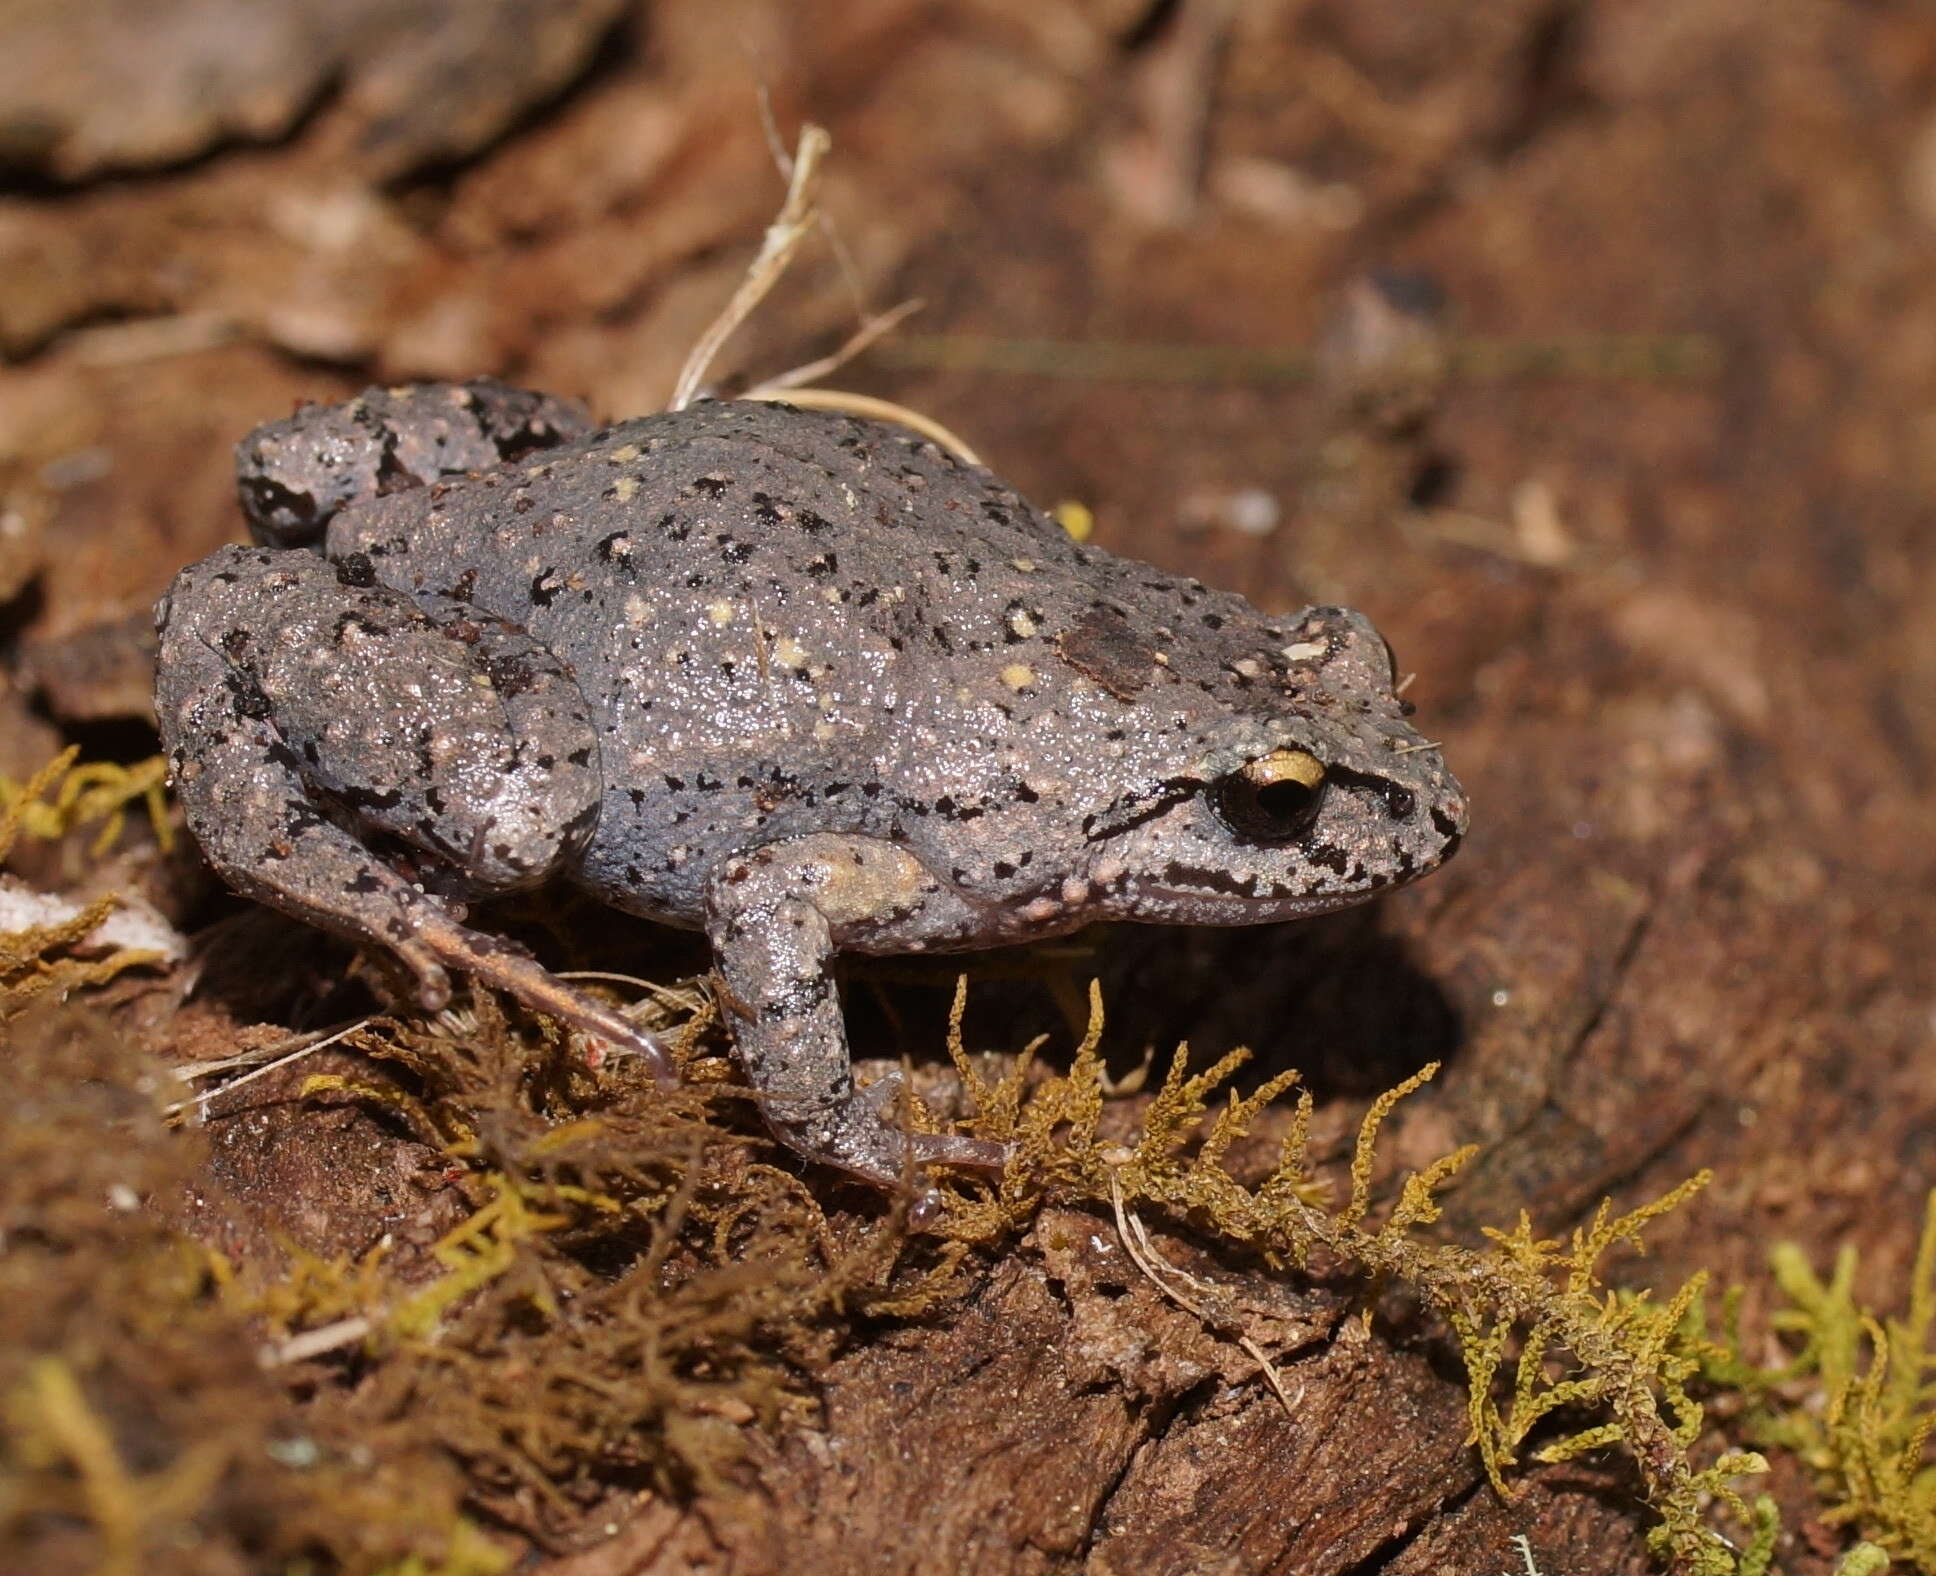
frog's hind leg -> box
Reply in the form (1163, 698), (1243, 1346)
(705, 834), (1011, 1199)
(154, 544), (671, 1080)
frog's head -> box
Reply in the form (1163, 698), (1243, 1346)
(1091, 607), (1466, 925)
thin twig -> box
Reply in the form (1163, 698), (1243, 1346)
(669, 124), (831, 411)
(168, 1022), (355, 1082)
(260, 1316), (373, 1369)
(739, 386), (982, 466)
(744, 297), (926, 396)
(752, 85), (872, 327)
(816, 208), (874, 327)
(754, 84), (792, 179)
(164, 1018), (372, 1119)
(1108, 1167), (1298, 1415)
(557, 969), (709, 1008)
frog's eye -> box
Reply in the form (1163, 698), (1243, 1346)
(1212, 749), (1327, 843)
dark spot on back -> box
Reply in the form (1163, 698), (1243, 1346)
(1056, 604), (1158, 701)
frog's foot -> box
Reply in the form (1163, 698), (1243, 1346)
(907, 1130), (1014, 1176)
(858, 1069), (1012, 1173)
(411, 913), (674, 1084)
(707, 833), (1016, 1203)
(763, 1084), (1011, 1207)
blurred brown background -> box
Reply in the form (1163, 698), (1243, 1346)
(2, 2), (1934, 1572)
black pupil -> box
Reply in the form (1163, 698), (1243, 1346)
(1254, 778), (1318, 823)
(1213, 765), (1328, 842)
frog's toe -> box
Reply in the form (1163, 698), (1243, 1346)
(554, 1003), (678, 1088)
(413, 912), (676, 1085)
(400, 950), (452, 1012)
(764, 1093), (1009, 1196)
(858, 1067), (915, 1114)
(907, 1131), (1012, 1176)
(855, 1072), (1011, 1175)
(584, 1017), (678, 1086)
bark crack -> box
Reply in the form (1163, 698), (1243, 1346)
(1337, 1471), (1488, 1576)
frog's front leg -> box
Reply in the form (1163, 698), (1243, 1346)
(706, 836), (1012, 1192)
(155, 544), (671, 1078)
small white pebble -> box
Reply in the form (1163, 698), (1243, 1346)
(1225, 488), (1280, 536)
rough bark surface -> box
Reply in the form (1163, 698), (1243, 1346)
(4, 3), (1934, 1573)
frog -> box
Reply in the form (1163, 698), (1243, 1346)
(154, 379), (1467, 1201)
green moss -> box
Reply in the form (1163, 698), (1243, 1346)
(0, 750), (169, 1012)
(1693, 1191), (1936, 1569)
(206, 982), (965, 1537)
(0, 746), (170, 855)
(191, 969), (1807, 1571)
(935, 978), (1769, 1573)
(0, 1005), (485, 1576)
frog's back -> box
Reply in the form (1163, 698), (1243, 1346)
(333, 398), (1086, 647)
(327, 400), (1333, 916)
(324, 401), (1202, 914)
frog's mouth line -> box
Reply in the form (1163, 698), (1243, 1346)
(1149, 861), (1320, 902)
